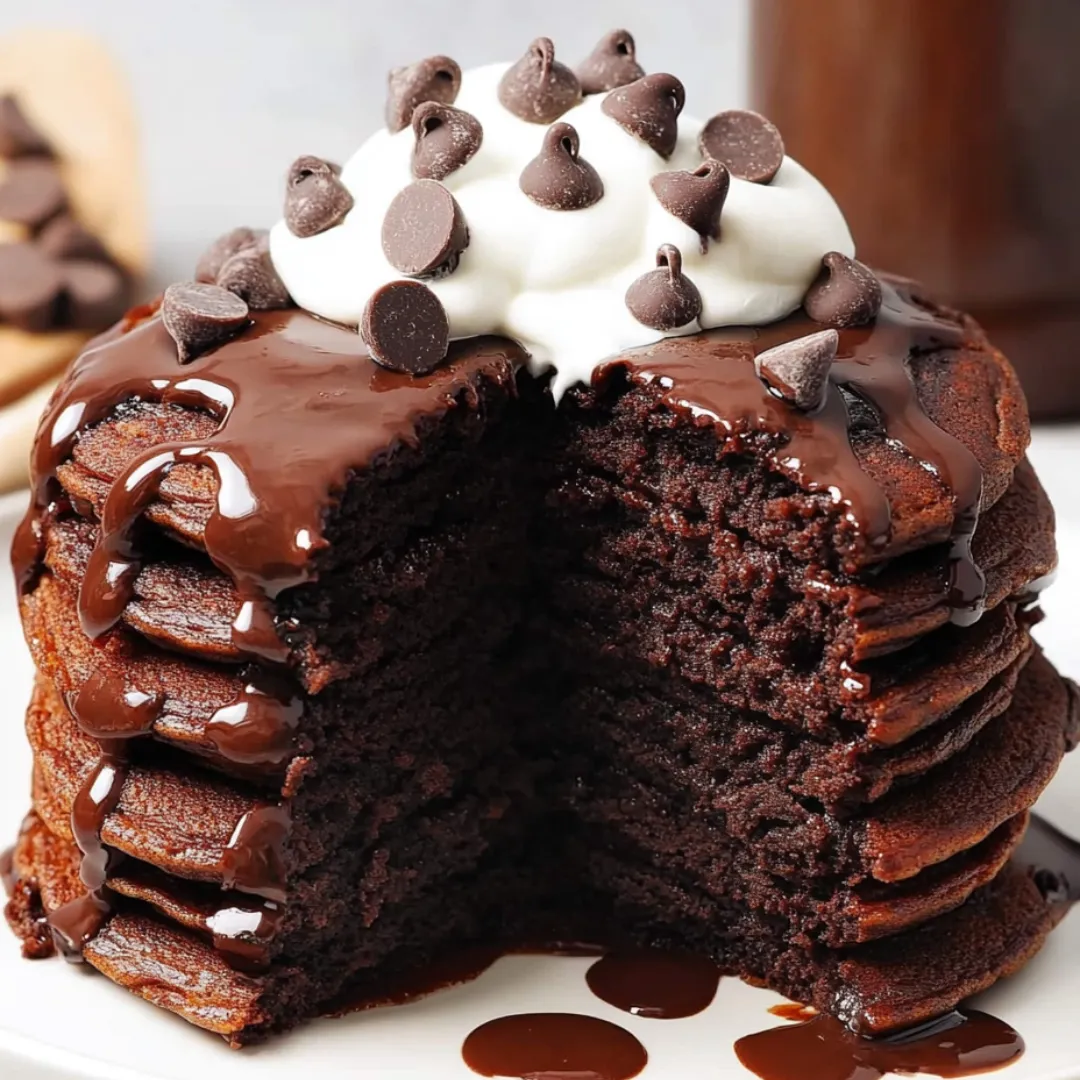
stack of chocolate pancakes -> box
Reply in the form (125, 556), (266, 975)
(5, 36), (1078, 1050)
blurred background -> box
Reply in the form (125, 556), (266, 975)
(0, 0), (749, 288)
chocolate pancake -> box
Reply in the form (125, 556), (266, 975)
(5, 271), (1074, 1048)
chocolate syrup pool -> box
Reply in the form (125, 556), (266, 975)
(462, 1013), (648, 1080)
(735, 1009), (1023, 1080)
(585, 947), (721, 1019)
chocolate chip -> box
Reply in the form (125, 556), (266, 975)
(385, 56), (462, 134)
(161, 282), (251, 364)
(756, 328), (839, 411)
(196, 226), (265, 284)
(411, 102), (483, 182)
(0, 159), (66, 228)
(0, 95), (52, 158)
(649, 159), (729, 251)
(601, 73), (685, 159)
(519, 123), (604, 211)
(625, 244), (702, 331)
(498, 38), (582, 124)
(0, 242), (62, 331)
(576, 29), (645, 95)
(804, 252), (883, 328)
(37, 215), (113, 264)
(61, 260), (128, 329)
(216, 240), (292, 311)
(284, 156), (353, 238)
(382, 180), (469, 277)
(361, 280), (449, 375)
(699, 109), (785, 185)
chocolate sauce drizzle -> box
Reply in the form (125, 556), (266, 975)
(48, 669), (163, 957)
(602, 281), (986, 622)
(204, 899), (285, 971)
(10, 282), (995, 967)
(206, 670), (304, 767)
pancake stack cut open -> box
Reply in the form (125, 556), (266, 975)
(4, 34), (1078, 1049)
(0, 29), (146, 491)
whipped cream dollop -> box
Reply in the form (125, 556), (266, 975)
(270, 62), (855, 400)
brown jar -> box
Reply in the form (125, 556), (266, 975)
(751, 0), (1080, 419)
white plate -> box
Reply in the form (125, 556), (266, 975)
(1, 426), (1079, 1080)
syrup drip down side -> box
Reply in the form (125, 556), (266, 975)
(45, 666), (290, 967)
(8, 304), (528, 965)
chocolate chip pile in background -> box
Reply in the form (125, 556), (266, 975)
(0, 94), (129, 333)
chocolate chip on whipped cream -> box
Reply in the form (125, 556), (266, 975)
(411, 101), (483, 181)
(268, 49), (857, 401)
(803, 252), (883, 328)
(361, 280), (449, 375)
(576, 30), (645, 95)
(756, 328), (839, 412)
(0, 159), (66, 228)
(498, 38), (582, 124)
(386, 55), (462, 134)
(699, 109), (785, 185)
(625, 244), (701, 330)
(162, 281), (250, 363)
(284, 156), (353, 238)
(382, 180), (469, 277)
(601, 73), (685, 159)
(519, 123), (603, 211)
(650, 159), (729, 252)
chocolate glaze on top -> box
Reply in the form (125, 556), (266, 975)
(735, 1008), (1024, 1080)
(13, 309), (527, 649)
(10, 307), (528, 962)
(10, 279), (997, 967)
(599, 280), (985, 621)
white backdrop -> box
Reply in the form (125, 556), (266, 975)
(0, 0), (748, 287)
